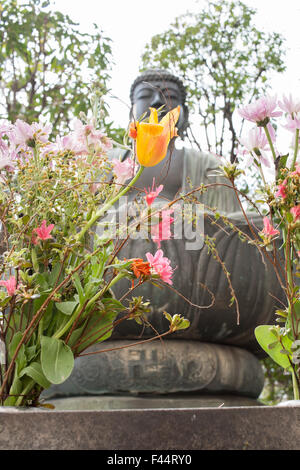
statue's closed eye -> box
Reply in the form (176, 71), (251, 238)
(136, 92), (153, 99)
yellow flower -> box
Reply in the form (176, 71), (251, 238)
(129, 106), (180, 167)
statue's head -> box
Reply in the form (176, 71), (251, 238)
(130, 69), (189, 138)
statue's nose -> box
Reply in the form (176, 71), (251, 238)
(150, 91), (165, 109)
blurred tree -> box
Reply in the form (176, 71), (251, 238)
(0, 0), (124, 140)
(260, 358), (293, 405)
(141, 0), (286, 162)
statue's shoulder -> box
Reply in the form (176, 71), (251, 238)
(182, 147), (222, 181)
(182, 146), (241, 213)
(183, 147), (221, 168)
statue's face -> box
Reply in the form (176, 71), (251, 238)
(132, 79), (186, 134)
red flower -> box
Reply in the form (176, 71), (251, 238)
(291, 205), (300, 222)
(0, 276), (18, 296)
(129, 123), (137, 139)
(146, 249), (173, 285)
(275, 180), (287, 199)
(144, 178), (164, 206)
(261, 217), (279, 238)
(131, 259), (151, 279)
(32, 220), (54, 244)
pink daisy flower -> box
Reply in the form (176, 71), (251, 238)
(238, 95), (282, 125)
(0, 155), (15, 171)
(278, 94), (300, 115)
(11, 119), (52, 149)
(239, 125), (274, 168)
(112, 158), (137, 185)
(71, 118), (112, 156)
(283, 115), (300, 132)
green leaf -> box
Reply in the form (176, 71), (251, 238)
(29, 295), (54, 336)
(163, 311), (173, 323)
(176, 319), (190, 330)
(294, 300), (300, 320)
(8, 331), (26, 374)
(41, 336), (74, 384)
(75, 310), (118, 354)
(25, 345), (38, 363)
(55, 301), (78, 315)
(101, 297), (125, 311)
(67, 319), (89, 349)
(35, 273), (49, 291)
(4, 375), (23, 406)
(20, 361), (51, 389)
(255, 325), (293, 370)
(276, 154), (289, 172)
(73, 273), (85, 304)
(31, 247), (39, 272)
(48, 262), (63, 287)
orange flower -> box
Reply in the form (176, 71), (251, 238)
(129, 106), (180, 167)
(131, 258), (151, 279)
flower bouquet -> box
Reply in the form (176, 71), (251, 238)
(216, 94), (299, 400)
(0, 98), (189, 407)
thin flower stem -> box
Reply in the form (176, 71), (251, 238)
(258, 164), (267, 188)
(263, 124), (277, 162)
(283, 227), (297, 341)
(292, 370), (300, 400)
(78, 329), (173, 357)
(291, 128), (299, 171)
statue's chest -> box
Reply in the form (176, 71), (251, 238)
(134, 148), (184, 199)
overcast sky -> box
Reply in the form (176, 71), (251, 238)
(52, 0), (300, 141)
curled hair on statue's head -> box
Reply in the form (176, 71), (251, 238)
(130, 68), (190, 139)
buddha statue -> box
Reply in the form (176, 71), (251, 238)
(43, 70), (284, 403)
(108, 69), (282, 354)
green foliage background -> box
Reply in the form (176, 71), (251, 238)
(0, 0), (124, 140)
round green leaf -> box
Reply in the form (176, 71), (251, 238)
(41, 336), (74, 384)
(255, 325), (293, 370)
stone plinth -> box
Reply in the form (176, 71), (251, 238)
(45, 394), (262, 410)
(42, 340), (264, 399)
(0, 406), (300, 450)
